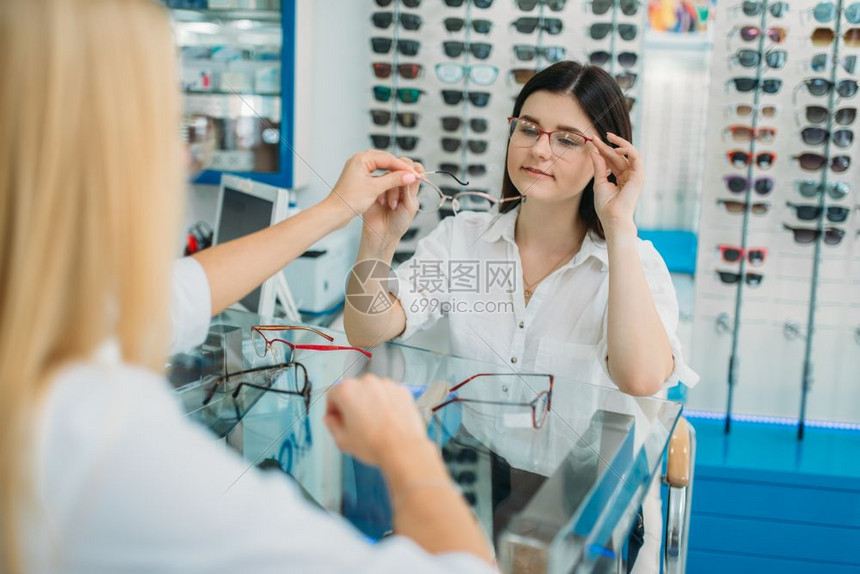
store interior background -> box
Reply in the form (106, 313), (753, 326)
(176, 1), (859, 568)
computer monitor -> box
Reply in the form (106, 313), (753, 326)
(212, 174), (289, 318)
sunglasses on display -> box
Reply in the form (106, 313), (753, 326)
(441, 90), (491, 106)
(371, 12), (422, 31)
(372, 134), (419, 151)
(726, 150), (776, 169)
(795, 180), (851, 199)
(590, 0), (640, 15)
(728, 77), (782, 94)
(589, 22), (638, 41)
(804, 105), (856, 125)
(442, 41), (493, 60)
(589, 50), (638, 68)
(786, 202), (852, 223)
(370, 109), (420, 128)
(783, 224), (846, 245)
(373, 86), (425, 103)
(371, 38), (420, 56)
(717, 199), (772, 215)
(811, 27), (860, 46)
(810, 1), (860, 24)
(741, 0), (789, 17)
(510, 68), (538, 85)
(511, 17), (564, 35)
(810, 53), (857, 74)
(799, 78), (859, 98)
(732, 49), (787, 69)
(442, 0), (494, 7)
(724, 125), (777, 143)
(516, 0), (568, 11)
(734, 25), (787, 43)
(372, 62), (423, 79)
(727, 103), (779, 118)
(439, 163), (488, 177)
(514, 45), (567, 63)
(792, 153), (851, 172)
(374, 0), (421, 6)
(436, 63), (499, 85)
(723, 175), (775, 195)
(441, 117), (489, 133)
(443, 17), (493, 34)
(441, 138), (489, 153)
(718, 245), (768, 265)
(717, 270), (764, 286)
(800, 127), (854, 148)
(615, 72), (637, 90)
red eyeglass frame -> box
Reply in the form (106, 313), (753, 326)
(430, 372), (554, 429)
(507, 116), (595, 146)
(251, 325), (372, 360)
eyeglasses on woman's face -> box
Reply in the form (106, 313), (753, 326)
(507, 116), (594, 159)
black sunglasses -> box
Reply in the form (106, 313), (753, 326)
(783, 224), (846, 245)
(442, 41), (492, 60)
(800, 127), (854, 148)
(513, 44), (567, 63)
(589, 23), (637, 41)
(591, 0), (639, 15)
(792, 153), (851, 172)
(805, 106), (856, 125)
(371, 134), (419, 151)
(439, 163), (488, 177)
(443, 0), (494, 7)
(441, 90), (491, 107)
(441, 138), (488, 153)
(440, 117), (489, 133)
(516, 0), (568, 11)
(801, 78), (859, 98)
(375, 0), (421, 5)
(370, 37), (420, 56)
(511, 17), (564, 35)
(370, 110), (421, 128)
(786, 202), (851, 223)
(728, 77), (782, 93)
(371, 12), (422, 31)
(732, 49), (787, 69)
(717, 270), (764, 287)
(589, 50), (638, 68)
(443, 17), (493, 34)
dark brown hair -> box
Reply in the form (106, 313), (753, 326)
(500, 61), (633, 241)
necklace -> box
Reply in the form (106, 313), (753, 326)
(523, 244), (581, 302)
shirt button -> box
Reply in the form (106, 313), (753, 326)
(511, 357), (518, 364)
(518, 321), (525, 329)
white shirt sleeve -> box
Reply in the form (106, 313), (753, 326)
(596, 241), (700, 390)
(392, 216), (457, 342)
(31, 364), (497, 574)
(169, 257), (212, 354)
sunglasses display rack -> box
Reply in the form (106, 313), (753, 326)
(367, 0), (648, 261)
(689, 0), (860, 432)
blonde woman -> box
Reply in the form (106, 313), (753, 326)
(0, 1), (494, 573)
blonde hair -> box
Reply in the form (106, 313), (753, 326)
(0, 0), (183, 570)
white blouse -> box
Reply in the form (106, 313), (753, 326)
(394, 208), (700, 391)
(23, 257), (495, 574)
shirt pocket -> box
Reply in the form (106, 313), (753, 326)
(534, 337), (599, 384)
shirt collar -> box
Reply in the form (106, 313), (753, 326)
(479, 207), (609, 271)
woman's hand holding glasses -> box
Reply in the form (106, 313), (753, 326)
(361, 156), (424, 249)
(325, 149), (420, 231)
(588, 133), (644, 237)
